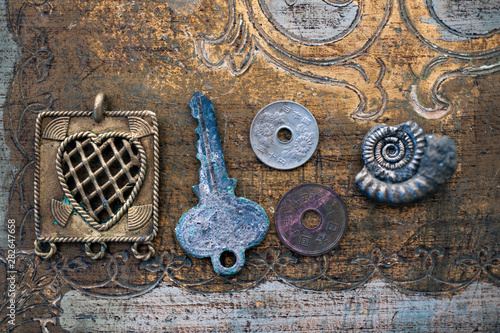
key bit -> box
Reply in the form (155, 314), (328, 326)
(175, 92), (269, 275)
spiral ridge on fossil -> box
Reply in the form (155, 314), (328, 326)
(355, 121), (457, 205)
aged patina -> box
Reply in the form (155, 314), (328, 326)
(275, 183), (348, 256)
(176, 92), (269, 275)
(355, 121), (457, 205)
(34, 95), (159, 260)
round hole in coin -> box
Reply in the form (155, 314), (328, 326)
(277, 127), (293, 143)
(301, 209), (322, 229)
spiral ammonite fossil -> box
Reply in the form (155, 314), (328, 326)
(355, 121), (457, 205)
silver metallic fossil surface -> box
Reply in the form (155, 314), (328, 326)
(355, 121), (457, 205)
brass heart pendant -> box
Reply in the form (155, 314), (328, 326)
(35, 96), (159, 261)
(55, 131), (147, 231)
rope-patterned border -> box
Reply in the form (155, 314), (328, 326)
(55, 131), (147, 232)
(34, 111), (159, 243)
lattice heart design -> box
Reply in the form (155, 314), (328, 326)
(55, 131), (147, 231)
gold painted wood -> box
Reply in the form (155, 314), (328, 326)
(1, 0), (499, 331)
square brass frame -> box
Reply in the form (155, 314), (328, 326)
(34, 110), (159, 258)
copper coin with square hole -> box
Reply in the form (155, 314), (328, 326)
(275, 183), (348, 256)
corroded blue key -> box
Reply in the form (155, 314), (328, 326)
(175, 92), (269, 275)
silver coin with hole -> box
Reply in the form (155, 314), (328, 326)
(250, 101), (319, 170)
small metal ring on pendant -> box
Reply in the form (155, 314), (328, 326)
(131, 241), (156, 261)
(93, 92), (107, 123)
(85, 242), (107, 260)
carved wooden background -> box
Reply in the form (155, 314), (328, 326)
(0, 0), (499, 331)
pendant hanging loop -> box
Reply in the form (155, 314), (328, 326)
(93, 92), (107, 123)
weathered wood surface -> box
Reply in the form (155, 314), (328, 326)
(59, 279), (499, 332)
(0, 0), (499, 331)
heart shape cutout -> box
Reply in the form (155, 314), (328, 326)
(55, 131), (147, 231)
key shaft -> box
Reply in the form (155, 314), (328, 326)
(190, 92), (236, 201)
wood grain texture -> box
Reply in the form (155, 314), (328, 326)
(0, 0), (21, 249)
(59, 279), (499, 332)
(0, 0), (499, 331)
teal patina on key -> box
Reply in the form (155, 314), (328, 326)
(176, 92), (269, 275)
